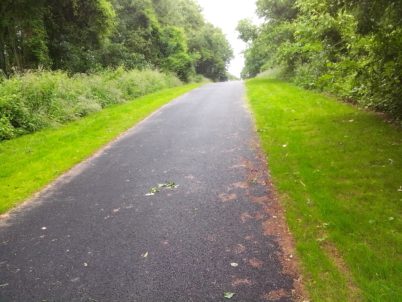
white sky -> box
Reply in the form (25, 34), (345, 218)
(196, 0), (260, 77)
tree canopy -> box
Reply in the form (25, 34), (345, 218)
(0, 0), (233, 81)
(238, 0), (402, 118)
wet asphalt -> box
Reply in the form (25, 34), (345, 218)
(0, 82), (294, 301)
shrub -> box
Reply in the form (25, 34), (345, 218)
(239, 0), (402, 119)
(0, 69), (182, 140)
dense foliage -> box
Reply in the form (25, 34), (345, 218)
(238, 0), (402, 118)
(0, 69), (181, 140)
(0, 0), (233, 81)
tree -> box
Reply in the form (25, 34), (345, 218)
(0, 0), (116, 75)
(45, 0), (116, 72)
(159, 26), (193, 81)
(0, 0), (234, 82)
(101, 0), (161, 70)
(153, 0), (233, 81)
(256, 0), (298, 22)
(0, 0), (50, 75)
(236, 19), (258, 44)
(152, 0), (204, 31)
(190, 24), (233, 81)
(238, 0), (402, 117)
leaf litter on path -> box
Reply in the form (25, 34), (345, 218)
(224, 292), (235, 299)
(158, 181), (179, 189)
(145, 181), (179, 196)
(145, 187), (159, 196)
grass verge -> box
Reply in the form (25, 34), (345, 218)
(0, 83), (200, 213)
(246, 78), (402, 301)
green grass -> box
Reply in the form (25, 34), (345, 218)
(0, 83), (200, 213)
(246, 78), (402, 301)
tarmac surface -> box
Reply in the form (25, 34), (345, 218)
(0, 82), (296, 301)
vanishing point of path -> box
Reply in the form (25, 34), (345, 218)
(0, 82), (301, 301)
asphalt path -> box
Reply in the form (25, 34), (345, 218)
(0, 82), (296, 301)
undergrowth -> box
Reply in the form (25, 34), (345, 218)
(0, 68), (182, 140)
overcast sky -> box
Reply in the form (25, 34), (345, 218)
(196, 0), (260, 78)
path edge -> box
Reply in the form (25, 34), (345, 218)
(0, 85), (204, 228)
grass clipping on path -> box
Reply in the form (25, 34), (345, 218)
(246, 78), (402, 301)
(0, 84), (199, 213)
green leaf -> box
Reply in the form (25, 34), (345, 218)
(224, 292), (235, 299)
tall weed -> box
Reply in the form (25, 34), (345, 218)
(0, 69), (181, 140)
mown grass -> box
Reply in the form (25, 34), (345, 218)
(246, 78), (402, 301)
(0, 84), (199, 213)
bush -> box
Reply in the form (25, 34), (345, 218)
(239, 0), (402, 119)
(0, 69), (182, 140)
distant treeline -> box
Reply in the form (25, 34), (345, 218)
(0, 0), (233, 82)
(238, 0), (402, 118)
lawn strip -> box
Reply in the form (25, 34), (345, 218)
(246, 78), (402, 301)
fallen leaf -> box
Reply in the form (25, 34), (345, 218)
(224, 292), (235, 299)
(150, 187), (160, 193)
(146, 182), (178, 196)
(159, 181), (179, 189)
